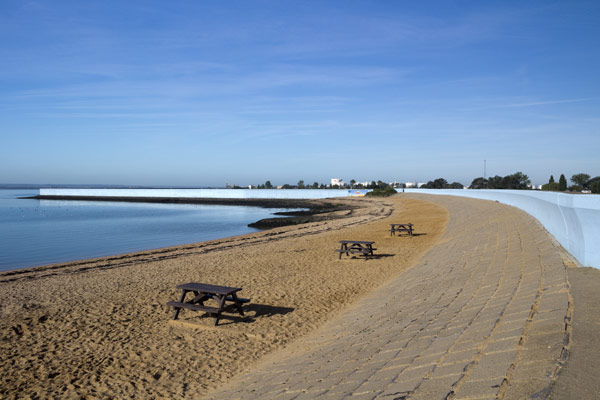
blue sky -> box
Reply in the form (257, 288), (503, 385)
(1, 0), (599, 187)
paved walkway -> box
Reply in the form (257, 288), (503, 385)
(207, 195), (571, 399)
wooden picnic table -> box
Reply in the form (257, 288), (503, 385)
(167, 282), (249, 326)
(390, 223), (414, 236)
(336, 240), (377, 260)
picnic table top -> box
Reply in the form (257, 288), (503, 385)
(338, 240), (375, 245)
(175, 282), (242, 295)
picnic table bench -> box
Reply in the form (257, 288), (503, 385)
(167, 282), (250, 326)
(336, 240), (377, 260)
(390, 223), (414, 236)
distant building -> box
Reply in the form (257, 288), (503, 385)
(331, 178), (345, 187)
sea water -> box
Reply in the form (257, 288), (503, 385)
(0, 189), (297, 272)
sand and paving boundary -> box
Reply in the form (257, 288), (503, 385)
(206, 194), (574, 399)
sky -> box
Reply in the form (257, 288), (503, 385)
(1, 0), (599, 187)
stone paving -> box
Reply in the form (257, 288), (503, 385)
(206, 195), (571, 399)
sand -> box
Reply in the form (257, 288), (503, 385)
(0, 196), (447, 399)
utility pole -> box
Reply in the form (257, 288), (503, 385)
(484, 160), (487, 179)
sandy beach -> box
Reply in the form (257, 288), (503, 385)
(0, 196), (447, 398)
(2, 193), (598, 399)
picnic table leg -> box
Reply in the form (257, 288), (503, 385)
(213, 295), (227, 326)
(339, 244), (345, 259)
(173, 290), (187, 320)
(230, 293), (245, 316)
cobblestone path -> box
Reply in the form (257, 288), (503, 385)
(207, 195), (571, 399)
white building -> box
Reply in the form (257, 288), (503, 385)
(331, 178), (345, 187)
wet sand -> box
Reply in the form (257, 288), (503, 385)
(0, 196), (447, 398)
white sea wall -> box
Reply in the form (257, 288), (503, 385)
(401, 189), (600, 269)
(39, 188), (370, 200)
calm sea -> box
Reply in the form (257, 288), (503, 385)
(0, 189), (296, 272)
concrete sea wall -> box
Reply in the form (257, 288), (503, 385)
(401, 189), (600, 269)
(39, 188), (369, 200)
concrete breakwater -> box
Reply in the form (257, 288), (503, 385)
(39, 188), (369, 199)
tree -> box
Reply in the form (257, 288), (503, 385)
(422, 178), (448, 189)
(376, 180), (388, 189)
(265, 180), (273, 189)
(558, 174), (567, 191)
(542, 182), (560, 191)
(591, 180), (600, 194)
(470, 172), (529, 190)
(350, 179), (356, 188)
(487, 175), (504, 189)
(502, 172), (530, 189)
(549, 175), (555, 184)
(449, 182), (464, 189)
(297, 180), (305, 189)
(470, 177), (488, 189)
(571, 173), (591, 190)
(365, 186), (397, 197)
(312, 182), (319, 189)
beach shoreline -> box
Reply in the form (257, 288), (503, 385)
(0, 196), (448, 398)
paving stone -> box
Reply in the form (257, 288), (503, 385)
(355, 379), (388, 395)
(483, 336), (521, 354)
(453, 377), (504, 398)
(411, 374), (461, 398)
(443, 348), (479, 364)
(465, 350), (517, 381)
(394, 364), (433, 382)
(368, 366), (404, 382)
(430, 361), (469, 378)
(510, 359), (557, 381)
(378, 379), (422, 397)
(523, 331), (565, 350)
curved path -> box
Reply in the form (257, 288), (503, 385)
(207, 194), (572, 399)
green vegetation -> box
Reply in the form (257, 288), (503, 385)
(246, 171), (598, 194)
(365, 186), (397, 197)
(571, 173), (591, 189)
(559, 174), (567, 191)
(421, 178), (464, 189)
(469, 172), (530, 190)
(541, 182), (560, 191)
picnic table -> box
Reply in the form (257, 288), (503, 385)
(390, 223), (414, 236)
(167, 282), (249, 326)
(336, 240), (377, 260)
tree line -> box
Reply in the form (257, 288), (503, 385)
(242, 171), (599, 194)
(251, 180), (396, 190)
(541, 173), (600, 193)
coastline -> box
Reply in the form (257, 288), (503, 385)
(0, 196), (448, 398)
(29, 195), (358, 229)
